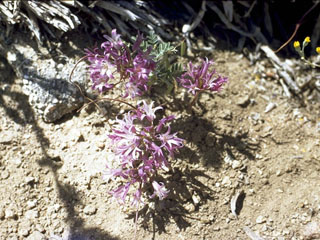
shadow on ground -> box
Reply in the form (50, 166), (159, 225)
(0, 57), (118, 240)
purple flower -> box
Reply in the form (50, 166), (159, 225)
(157, 126), (184, 157)
(150, 181), (169, 200)
(89, 57), (115, 92)
(85, 29), (156, 98)
(177, 58), (228, 95)
(102, 29), (124, 50)
(104, 101), (184, 204)
(124, 48), (156, 99)
(136, 100), (162, 122)
(110, 183), (131, 204)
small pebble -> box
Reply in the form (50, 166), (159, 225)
(27, 200), (37, 209)
(35, 224), (45, 233)
(264, 102), (276, 113)
(260, 178), (269, 185)
(25, 209), (39, 219)
(19, 228), (30, 237)
(192, 195), (201, 205)
(222, 176), (231, 186)
(185, 203), (195, 212)
(5, 209), (16, 219)
(1, 171), (10, 180)
(83, 205), (97, 215)
(26, 231), (46, 240)
(256, 215), (266, 224)
(231, 160), (242, 169)
(25, 176), (35, 184)
(237, 95), (250, 107)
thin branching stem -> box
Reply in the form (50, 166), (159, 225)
(274, 2), (319, 53)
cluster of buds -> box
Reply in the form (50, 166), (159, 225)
(104, 101), (184, 205)
(293, 36), (320, 68)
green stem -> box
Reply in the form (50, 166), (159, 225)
(301, 57), (320, 68)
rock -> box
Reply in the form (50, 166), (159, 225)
(260, 178), (269, 185)
(25, 209), (39, 219)
(5, 209), (16, 219)
(35, 224), (45, 233)
(19, 228), (30, 237)
(25, 176), (35, 184)
(1, 171), (10, 179)
(222, 176), (231, 186)
(185, 203), (196, 212)
(237, 95), (250, 107)
(27, 200), (37, 209)
(303, 221), (320, 239)
(26, 231), (46, 240)
(219, 109), (233, 120)
(14, 158), (22, 167)
(256, 215), (266, 224)
(4, 42), (85, 122)
(53, 204), (61, 212)
(192, 194), (201, 205)
(231, 160), (242, 169)
(0, 130), (17, 144)
(264, 102), (277, 113)
(83, 205), (97, 215)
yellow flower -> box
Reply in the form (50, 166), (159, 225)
(304, 36), (311, 43)
(293, 41), (300, 48)
(316, 47), (320, 54)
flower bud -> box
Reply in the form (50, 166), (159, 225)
(304, 36), (311, 43)
(293, 41), (300, 49)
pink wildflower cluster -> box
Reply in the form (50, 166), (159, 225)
(104, 101), (184, 205)
(85, 29), (156, 98)
(177, 58), (228, 95)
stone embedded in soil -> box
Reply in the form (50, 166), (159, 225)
(219, 109), (233, 120)
(303, 221), (320, 238)
(27, 200), (37, 209)
(25, 209), (39, 219)
(231, 160), (242, 169)
(256, 215), (266, 224)
(26, 231), (46, 240)
(1, 171), (10, 180)
(260, 178), (269, 185)
(83, 205), (97, 215)
(25, 176), (35, 184)
(35, 224), (45, 233)
(185, 203), (196, 212)
(0, 130), (16, 144)
(19, 228), (30, 237)
(14, 158), (22, 167)
(5, 209), (17, 219)
(222, 176), (232, 186)
(192, 195), (201, 205)
(3, 43), (85, 123)
(264, 102), (277, 113)
(237, 95), (250, 107)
